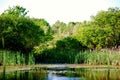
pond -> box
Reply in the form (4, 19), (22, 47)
(0, 66), (120, 80)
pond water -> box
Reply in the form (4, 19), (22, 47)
(0, 67), (120, 80)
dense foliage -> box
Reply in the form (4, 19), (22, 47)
(35, 37), (87, 63)
(36, 7), (120, 63)
(75, 8), (120, 49)
(0, 6), (120, 64)
(0, 6), (45, 53)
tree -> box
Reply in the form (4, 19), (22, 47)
(66, 22), (76, 36)
(52, 21), (66, 37)
(2, 5), (28, 17)
(0, 6), (45, 53)
(91, 7), (120, 46)
(75, 7), (120, 49)
(32, 18), (50, 34)
(56, 37), (86, 50)
(32, 18), (53, 41)
(75, 27), (114, 49)
(0, 14), (17, 48)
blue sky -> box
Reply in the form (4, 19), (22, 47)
(0, 0), (120, 25)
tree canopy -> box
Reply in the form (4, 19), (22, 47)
(0, 6), (45, 53)
(0, 6), (120, 64)
(2, 6), (28, 17)
(75, 7), (120, 49)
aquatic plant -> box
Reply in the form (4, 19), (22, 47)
(75, 50), (120, 65)
(0, 50), (35, 66)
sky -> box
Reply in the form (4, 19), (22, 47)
(0, 0), (120, 25)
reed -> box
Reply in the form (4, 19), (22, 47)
(75, 50), (120, 65)
(28, 52), (35, 65)
(0, 50), (35, 66)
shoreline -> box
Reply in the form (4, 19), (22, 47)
(0, 64), (120, 73)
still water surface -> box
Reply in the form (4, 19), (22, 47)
(0, 67), (120, 80)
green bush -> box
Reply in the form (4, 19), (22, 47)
(35, 48), (79, 63)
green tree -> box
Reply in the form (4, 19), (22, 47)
(56, 37), (86, 50)
(0, 6), (45, 53)
(52, 21), (66, 38)
(91, 7), (120, 46)
(2, 5), (28, 17)
(75, 7), (120, 49)
(32, 18), (50, 34)
(32, 18), (53, 41)
(66, 22), (76, 36)
(75, 27), (114, 49)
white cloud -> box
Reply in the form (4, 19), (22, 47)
(0, 0), (119, 25)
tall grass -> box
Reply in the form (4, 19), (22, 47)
(0, 50), (35, 66)
(28, 52), (35, 65)
(37, 47), (120, 65)
(75, 50), (120, 65)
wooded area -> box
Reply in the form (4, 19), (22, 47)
(0, 6), (120, 65)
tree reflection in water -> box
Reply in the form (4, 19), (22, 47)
(0, 68), (120, 80)
(47, 72), (82, 80)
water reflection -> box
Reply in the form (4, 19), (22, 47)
(47, 72), (81, 80)
(0, 67), (120, 80)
